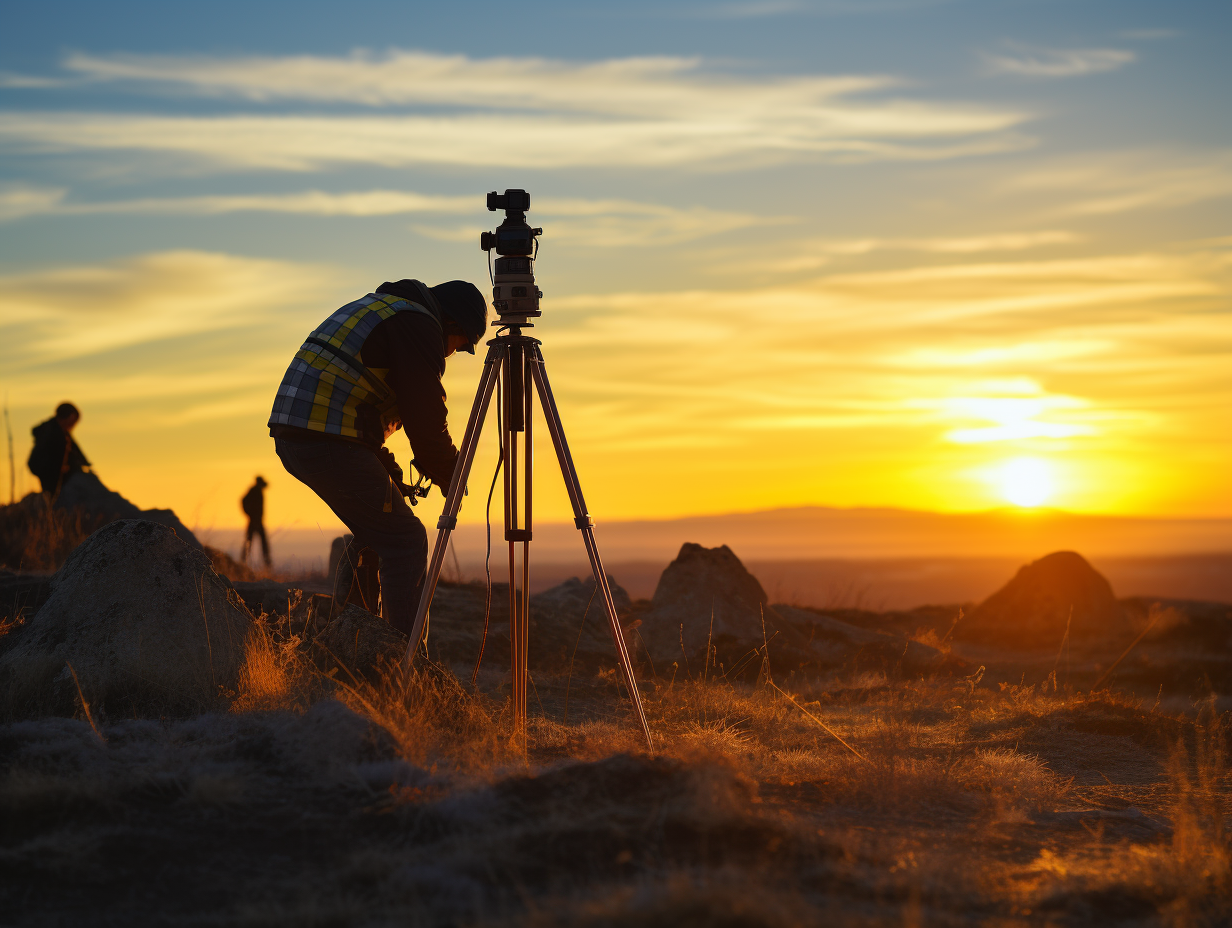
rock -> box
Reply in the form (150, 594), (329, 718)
(0, 520), (255, 718)
(204, 545), (257, 582)
(231, 580), (295, 617)
(54, 472), (202, 550)
(527, 575), (632, 672)
(534, 574), (632, 617)
(956, 551), (1131, 651)
(773, 604), (963, 677)
(313, 604), (407, 682)
(637, 543), (817, 678)
(329, 535), (352, 585)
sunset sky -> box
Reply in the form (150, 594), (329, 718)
(1, 0), (1228, 537)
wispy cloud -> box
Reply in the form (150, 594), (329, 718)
(418, 198), (787, 247)
(695, 1), (807, 19)
(760, 230), (1081, 271)
(0, 72), (70, 89)
(0, 50), (1031, 171)
(984, 47), (1135, 78)
(1009, 150), (1232, 215)
(0, 250), (337, 364)
(0, 109), (1031, 171)
(537, 246), (1227, 456)
(0, 186), (782, 246)
(0, 186), (475, 220)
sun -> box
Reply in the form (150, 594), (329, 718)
(997, 457), (1054, 508)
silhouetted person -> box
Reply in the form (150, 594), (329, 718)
(28, 402), (90, 498)
(268, 279), (486, 634)
(240, 476), (271, 568)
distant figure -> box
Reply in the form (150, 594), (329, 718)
(240, 476), (271, 568)
(28, 402), (90, 498)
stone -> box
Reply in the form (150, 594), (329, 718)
(527, 575), (633, 672)
(0, 520), (255, 718)
(772, 604), (961, 678)
(231, 580), (296, 617)
(956, 551), (1130, 651)
(637, 543), (817, 678)
(313, 604), (407, 683)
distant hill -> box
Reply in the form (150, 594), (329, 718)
(232, 505), (1231, 567)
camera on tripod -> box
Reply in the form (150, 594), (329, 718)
(481, 188), (542, 320)
(407, 186), (653, 749)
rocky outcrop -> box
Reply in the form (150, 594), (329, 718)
(54, 472), (202, 549)
(956, 551), (1130, 651)
(0, 520), (254, 718)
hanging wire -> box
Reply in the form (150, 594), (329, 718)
(471, 375), (503, 688)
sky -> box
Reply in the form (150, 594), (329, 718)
(1, 0), (1229, 537)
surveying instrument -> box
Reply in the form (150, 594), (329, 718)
(402, 189), (653, 750)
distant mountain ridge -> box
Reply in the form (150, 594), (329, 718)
(205, 505), (1231, 588)
(436, 505), (1231, 562)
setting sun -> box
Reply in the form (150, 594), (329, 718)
(997, 457), (1055, 508)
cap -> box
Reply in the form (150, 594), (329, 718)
(429, 280), (488, 354)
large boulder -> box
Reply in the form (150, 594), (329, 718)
(637, 543), (817, 678)
(956, 551), (1130, 651)
(0, 520), (254, 718)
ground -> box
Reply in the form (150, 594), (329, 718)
(2, 621), (1228, 928)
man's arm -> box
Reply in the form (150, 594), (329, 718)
(366, 313), (460, 488)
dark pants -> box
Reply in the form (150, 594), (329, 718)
(242, 518), (271, 567)
(275, 437), (427, 635)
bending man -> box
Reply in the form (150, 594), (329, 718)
(268, 279), (486, 634)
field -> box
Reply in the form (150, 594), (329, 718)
(2, 608), (1229, 928)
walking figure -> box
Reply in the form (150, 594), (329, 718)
(241, 476), (271, 568)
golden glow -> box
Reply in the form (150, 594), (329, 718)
(2, 234), (1228, 530)
(995, 457), (1055, 508)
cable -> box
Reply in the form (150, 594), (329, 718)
(471, 375), (503, 688)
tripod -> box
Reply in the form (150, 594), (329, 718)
(401, 191), (652, 750)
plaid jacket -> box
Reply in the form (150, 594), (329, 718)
(268, 292), (441, 445)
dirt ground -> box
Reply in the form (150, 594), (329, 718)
(2, 636), (1228, 928)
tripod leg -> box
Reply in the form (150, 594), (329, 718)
(505, 345), (535, 737)
(402, 348), (503, 669)
(528, 348), (653, 750)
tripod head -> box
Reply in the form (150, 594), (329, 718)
(481, 189), (542, 325)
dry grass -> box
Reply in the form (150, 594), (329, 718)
(229, 624), (312, 714)
(4, 625), (1229, 926)
(332, 658), (523, 776)
(0, 500), (106, 571)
